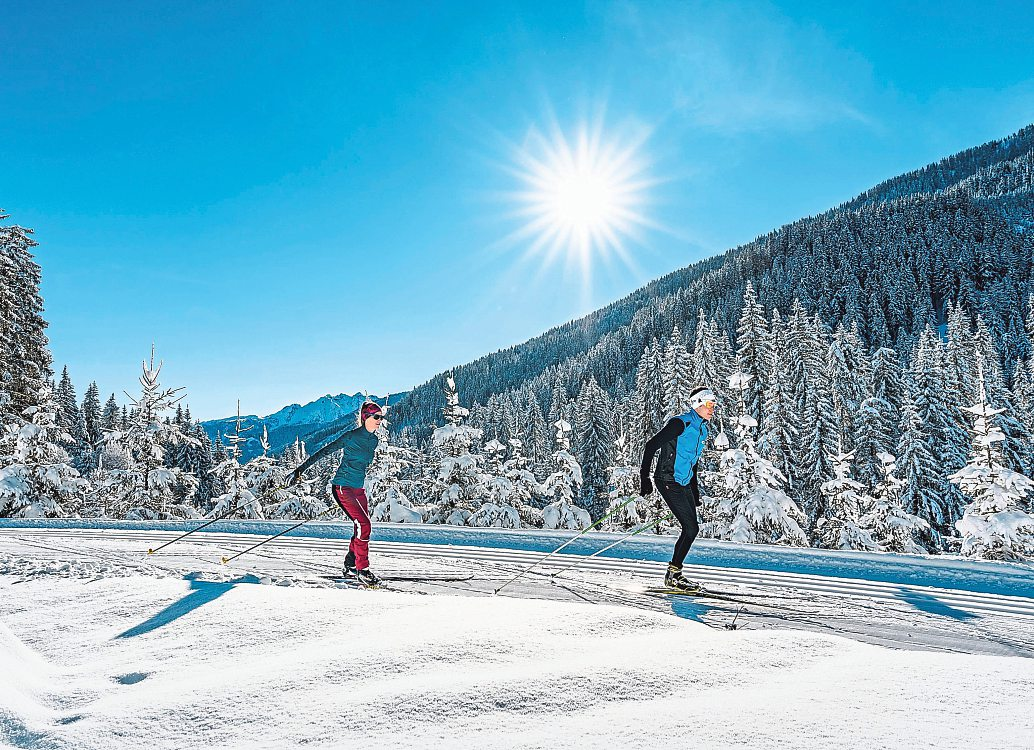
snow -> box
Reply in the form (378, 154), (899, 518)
(1, 526), (1033, 749)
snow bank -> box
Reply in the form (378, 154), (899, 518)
(1, 566), (1032, 750)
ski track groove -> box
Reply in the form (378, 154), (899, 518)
(3, 527), (1034, 621)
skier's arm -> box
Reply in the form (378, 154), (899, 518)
(639, 418), (685, 493)
(292, 432), (351, 481)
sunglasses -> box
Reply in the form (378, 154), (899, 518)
(368, 413), (385, 421)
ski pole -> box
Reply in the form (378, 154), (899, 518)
(220, 505), (338, 565)
(493, 496), (639, 594)
(549, 511), (676, 579)
(147, 497), (262, 555)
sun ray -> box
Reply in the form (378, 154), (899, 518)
(498, 113), (658, 291)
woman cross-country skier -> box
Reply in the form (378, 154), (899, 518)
(639, 385), (717, 592)
(289, 401), (386, 587)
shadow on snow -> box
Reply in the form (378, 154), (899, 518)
(115, 572), (260, 639)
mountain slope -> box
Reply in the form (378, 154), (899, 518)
(389, 124), (1034, 436)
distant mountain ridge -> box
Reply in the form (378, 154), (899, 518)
(201, 392), (404, 462)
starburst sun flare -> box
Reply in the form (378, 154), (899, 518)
(506, 118), (656, 277)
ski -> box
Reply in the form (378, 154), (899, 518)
(318, 573), (473, 583)
(642, 587), (797, 611)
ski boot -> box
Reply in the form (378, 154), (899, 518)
(356, 568), (382, 588)
(343, 551), (357, 579)
(664, 564), (702, 593)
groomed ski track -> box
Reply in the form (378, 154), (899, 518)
(2, 521), (1033, 657)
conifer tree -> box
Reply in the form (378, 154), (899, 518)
(210, 403), (264, 519)
(426, 374), (487, 525)
(81, 382), (102, 447)
(541, 419), (590, 529)
(97, 349), (199, 519)
(758, 309), (798, 485)
(734, 282), (771, 425)
(663, 325), (693, 417)
(815, 450), (881, 551)
(0, 211), (52, 421)
(366, 427), (422, 523)
(862, 452), (931, 554)
(605, 432), (645, 531)
(950, 368), (1034, 561)
(0, 387), (90, 518)
(574, 375), (613, 521)
(711, 373), (808, 546)
(467, 438), (524, 528)
(100, 394), (120, 433)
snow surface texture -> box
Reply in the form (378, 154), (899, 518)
(2, 550), (1033, 749)
(2, 524), (1034, 748)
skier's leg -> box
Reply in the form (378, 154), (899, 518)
(657, 480), (698, 567)
(335, 487), (372, 571)
(332, 485), (359, 570)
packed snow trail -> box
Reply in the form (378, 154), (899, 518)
(1, 524), (1032, 657)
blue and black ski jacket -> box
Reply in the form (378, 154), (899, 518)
(640, 411), (709, 487)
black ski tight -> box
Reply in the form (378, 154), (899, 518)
(657, 474), (699, 568)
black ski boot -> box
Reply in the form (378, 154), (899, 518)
(664, 564), (702, 592)
(356, 568), (382, 588)
(343, 551), (357, 579)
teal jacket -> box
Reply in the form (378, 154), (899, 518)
(297, 426), (379, 488)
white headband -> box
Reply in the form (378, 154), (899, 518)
(689, 389), (717, 408)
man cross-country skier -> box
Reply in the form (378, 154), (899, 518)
(289, 401), (386, 587)
(639, 385), (717, 592)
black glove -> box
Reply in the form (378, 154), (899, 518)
(639, 475), (653, 497)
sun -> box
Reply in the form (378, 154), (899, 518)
(504, 116), (656, 278)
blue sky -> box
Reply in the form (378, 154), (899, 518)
(3, 0), (1032, 420)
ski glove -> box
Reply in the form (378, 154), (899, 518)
(639, 475), (653, 496)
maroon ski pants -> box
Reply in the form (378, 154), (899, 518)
(332, 485), (372, 571)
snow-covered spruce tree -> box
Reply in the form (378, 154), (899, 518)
(209, 403), (264, 520)
(0, 387), (90, 518)
(827, 322), (871, 455)
(853, 347), (904, 488)
(662, 325), (693, 417)
(911, 325), (968, 528)
(861, 452), (931, 554)
(467, 438), (523, 528)
(950, 371), (1034, 561)
(758, 309), (799, 487)
(972, 314), (1032, 474)
(711, 372), (806, 546)
(54, 366), (90, 472)
(366, 425), (422, 524)
(425, 374), (487, 525)
(604, 432), (645, 531)
(711, 373), (808, 546)
(100, 393), (120, 433)
(573, 375), (612, 522)
(734, 281), (772, 426)
(81, 381), (103, 454)
(501, 438), (545, 527)
(97, 350), (199, 519)
(896, 392), (948, 535)
(522, 390), (552, 476)
(541, 418), (590, 530)
(692, 309), (733, 409)
(814, 450), (881, 551)
(0, 211), (52, 422)
(244, 424), (318, 519)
